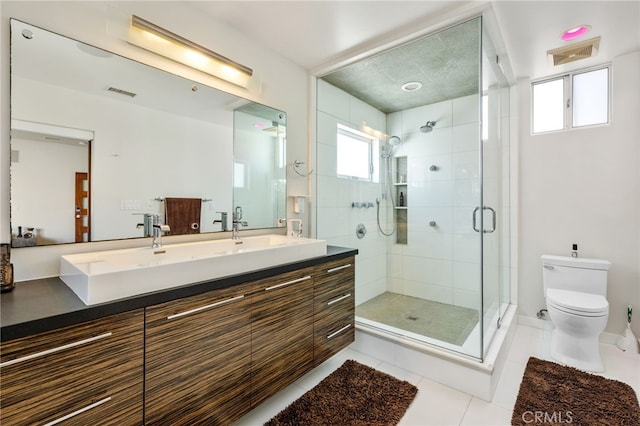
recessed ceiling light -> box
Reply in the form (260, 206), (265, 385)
(561, 25), (591, 41)
(401, 81), (423, 92)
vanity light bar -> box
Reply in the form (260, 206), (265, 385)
(129, 15), (253, 86)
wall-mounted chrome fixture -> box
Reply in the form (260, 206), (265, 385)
(153, 196), (212, 202)
(292, 160), (313, 176)
(420, 121), (437, 133)
(428, 221), (437, 228)
(352, 201), (375, 208)
(128, 15), (254, 88)
(429, 165), (439, 172)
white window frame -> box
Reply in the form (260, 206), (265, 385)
(336, 124), (377, 182)
(531, 64), (611, 135)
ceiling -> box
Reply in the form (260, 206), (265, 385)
(11, 19), (249, 127)
(190, 1), (640, 111)
(322, 18), (480, 113)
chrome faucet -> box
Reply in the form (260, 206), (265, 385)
(137, 213), (170, 248)
(136, 213), (154, 238)
(231, 210), (248, 240)
(213, 211), (228, 231)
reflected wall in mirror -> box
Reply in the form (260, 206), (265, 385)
(10, 19), (286, 247)
(233, 104), (287, 230)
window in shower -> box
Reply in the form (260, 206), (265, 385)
(336, 124), (377, 181)
(532, 65), (610, 134)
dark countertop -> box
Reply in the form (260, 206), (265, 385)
(1, 245), (357, 342)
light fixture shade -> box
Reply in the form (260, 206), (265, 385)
(128, 15), (253, 88)
(561, 25), (591, 41)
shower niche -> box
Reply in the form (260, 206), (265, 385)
(393, 156), (408, 244)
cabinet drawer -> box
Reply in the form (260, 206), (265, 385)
(314, 279), (354, 318)
(145, 282), (253, 426)
(314, 313), (355, 367)
(313, 257), (355, 366)
(0, 310), (144, 426)
(313, 257), (354, 291)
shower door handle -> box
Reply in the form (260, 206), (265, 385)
(472, 207), (481, 232)
(484, 206), (496, 233)
(472, 206), (496, 233)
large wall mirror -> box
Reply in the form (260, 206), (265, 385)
(9, 19), (286, 247)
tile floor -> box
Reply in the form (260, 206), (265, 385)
(234, 324), (640, 426)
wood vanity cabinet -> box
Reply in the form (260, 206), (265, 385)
(250, 267), (315, 408)
(0, 252), (356, 426)
(144, 282), (254, 425)
(313, 256), (355, 366)
(0, 309), (144, 426)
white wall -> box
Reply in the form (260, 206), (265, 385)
(518, 51), (640, 336)
(1, 1), (308, 280)
(13, 75), (231, 240)
(316, 80), (387, 305)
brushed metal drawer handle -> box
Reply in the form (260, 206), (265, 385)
(327, 293), (352, 306)
(327, 323), (351, 339)
(43, 397), (111, 426)
(327, 264), (352, 273)
(264, 275), (312, 291)
(0, 333), (113, 368)
(167, 295), (245, 320)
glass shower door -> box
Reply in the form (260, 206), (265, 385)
(480, 22), (510, 357)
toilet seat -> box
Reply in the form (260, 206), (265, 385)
(547, 289), (608, 317)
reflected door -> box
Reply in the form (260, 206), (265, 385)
(75, 172), (89, 243)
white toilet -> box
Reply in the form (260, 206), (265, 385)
(541, 255), (611, 372)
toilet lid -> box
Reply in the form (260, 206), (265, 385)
(547, 289), (608, 314)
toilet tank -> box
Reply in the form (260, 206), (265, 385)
(541, 255), (611, 297)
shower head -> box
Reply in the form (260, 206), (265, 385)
(420, 121), (437, 133)
(388, 135), (402, 146)
(381, 135), (402, 158)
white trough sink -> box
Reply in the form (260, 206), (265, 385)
(60, 235), (327, 305)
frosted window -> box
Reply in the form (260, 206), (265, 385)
(573, 68), (609, 127)
(532, 78), (565, 133)
(336, 125), (372, 180)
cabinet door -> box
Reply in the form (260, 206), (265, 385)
(251, 268), (314, 408)
(145, 283), (253, 426)
(313, 257), (355, 366)
(0, 310), (144, 426)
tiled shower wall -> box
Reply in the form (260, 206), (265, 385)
(386, 95), (482, 310)
(317, 79), (493, 310)
(316, 80), (388, 306)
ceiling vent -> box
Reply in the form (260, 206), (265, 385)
(107, 86), (137, 98)
(547, 36), (600, 66)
